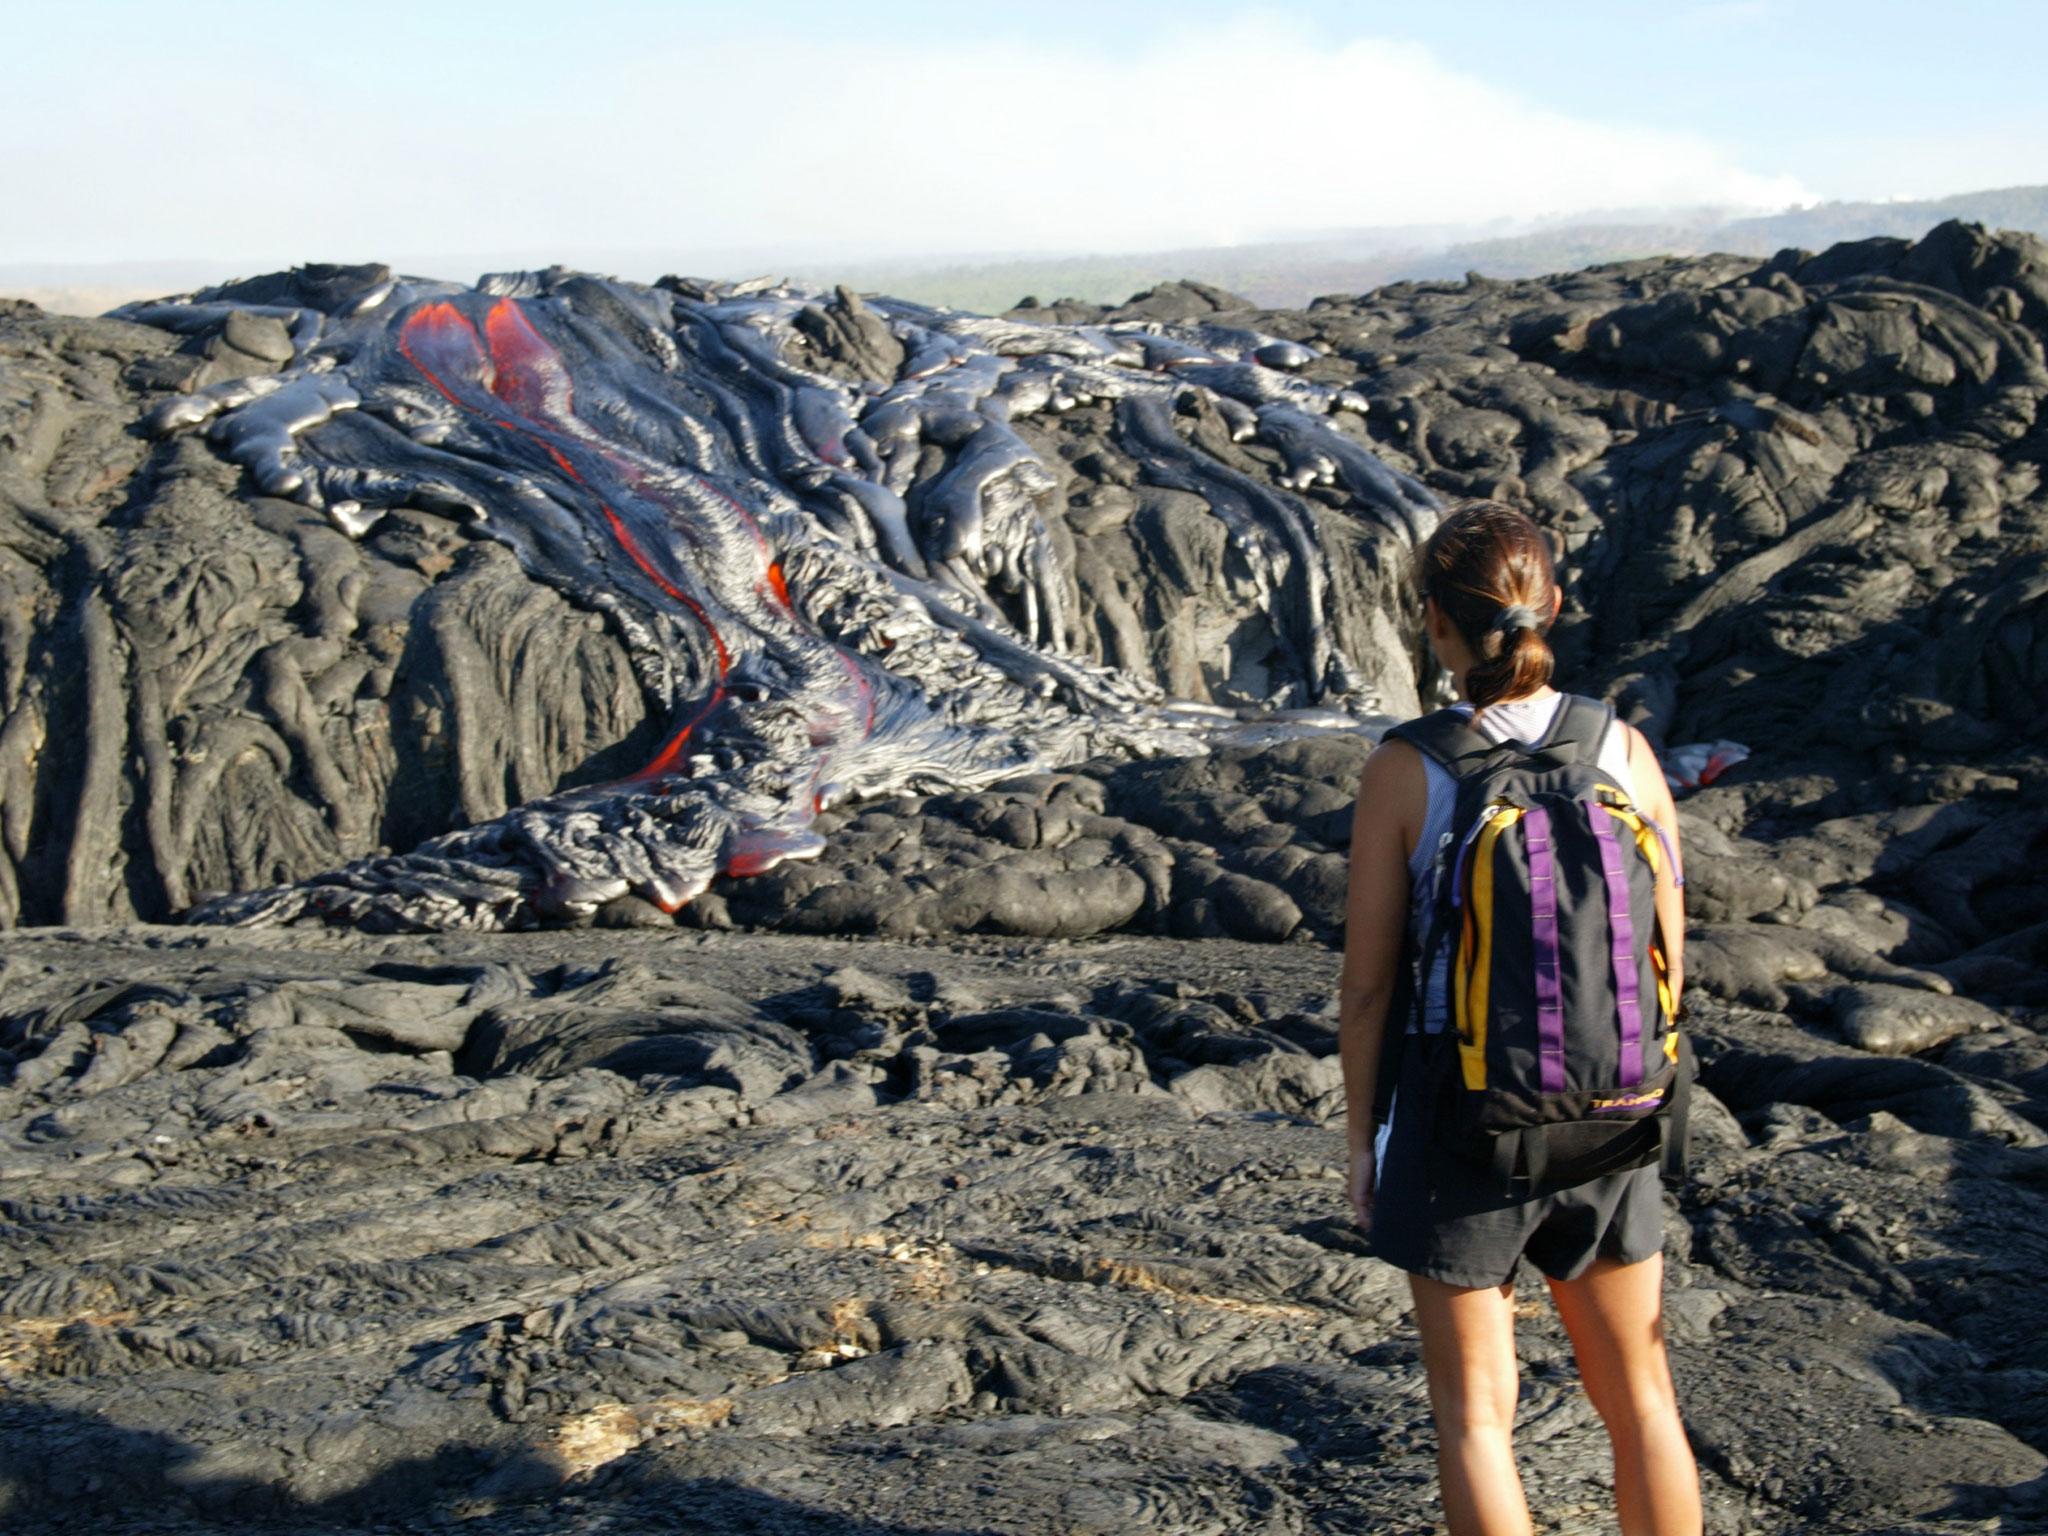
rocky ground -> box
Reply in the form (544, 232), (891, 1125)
(0, 922), (2044, 1535)
(1, 219), (2045, 1531)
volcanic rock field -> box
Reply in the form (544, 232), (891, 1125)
(0, 220), (2044, 1533)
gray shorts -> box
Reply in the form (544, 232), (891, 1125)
(1369, 1044), (1666, 1290)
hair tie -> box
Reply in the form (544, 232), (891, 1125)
(1491, 603), (1541, 635)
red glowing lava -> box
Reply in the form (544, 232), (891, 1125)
(394, 294), (860, 906)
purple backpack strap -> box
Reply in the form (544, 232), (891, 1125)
(1589, 808), (1644, 1087)
(1523, 807), (1567, 1094)
(1523, 811), (1564, 1097)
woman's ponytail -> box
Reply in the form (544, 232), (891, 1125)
(1465, 612), (1555, 712)
(1415, 500), (1559, 718)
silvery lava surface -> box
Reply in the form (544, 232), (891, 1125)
(0, 221), (2044, 1532)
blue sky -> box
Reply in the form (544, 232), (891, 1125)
(5, 0), (2043, 268)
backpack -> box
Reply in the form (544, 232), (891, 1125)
(1384, 695), (1694, 1195)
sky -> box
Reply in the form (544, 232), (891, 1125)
(4, 0), (2045, 272)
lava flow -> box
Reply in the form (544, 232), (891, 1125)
(131, 266), (1436, 930)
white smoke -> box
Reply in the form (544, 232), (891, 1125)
(599, 17), (1816, 257)
(10, 13), (1816, 267)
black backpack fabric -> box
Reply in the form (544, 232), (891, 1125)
(1384, 695), (1693, 1195)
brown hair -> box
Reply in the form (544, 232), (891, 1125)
(1415, 499), (1557, 715)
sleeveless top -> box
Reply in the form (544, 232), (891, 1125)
(1402, 692), (1634, 1036)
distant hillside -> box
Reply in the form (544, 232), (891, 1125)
(797, 184), (2048, 310)
(1718, 185), (2048, 250)
(9, 186), (2047, 318)
(1404, 186), (2048, 285)
(795, 243), (1423, 315)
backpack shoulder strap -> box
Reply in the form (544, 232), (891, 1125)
(1539, 694), (1617, 767)
(1385, 707), (1494, 780)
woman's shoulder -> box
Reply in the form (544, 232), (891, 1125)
(1588, 707), (1655, 799)
(1362, 731), (1429, 782)
(1358, 732), (1432, 814)
(1360, 731), (1440, 861)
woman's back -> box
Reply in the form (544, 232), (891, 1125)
(1337, 497), (1701, 1536)
(1403, 689), (1636, 1038)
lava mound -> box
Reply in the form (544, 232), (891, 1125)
(0, 266), (1433, 932)
(1, 223), (2047, 1532)
(3, 226), (2043, 955)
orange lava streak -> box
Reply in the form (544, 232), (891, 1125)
(633, 684), (729, 783)
(398, 297), (874, 875)
(721, 843), (783, 879)
(484, 297), (575, 420)
(601, 506), (731, 677)
(398, 301), (491, 406)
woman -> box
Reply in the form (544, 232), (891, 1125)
(1339, 500), (1702, 1536)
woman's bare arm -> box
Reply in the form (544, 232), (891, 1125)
(1339, 740), (1424, 1161)
(1624, 724), (1686, 1008)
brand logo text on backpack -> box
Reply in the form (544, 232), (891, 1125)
(1589, 1090), (1664, 1114)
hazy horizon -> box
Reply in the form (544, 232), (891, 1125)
(0, 198), (1871, 283)
(8, 181), (2045, 321)
(10, 0), (2046, 317)
(11, 2), (2048, 270)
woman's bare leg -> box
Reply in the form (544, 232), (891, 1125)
(1409, 1273), (1533, 1536)
(1545, 1254), (1702, 1536)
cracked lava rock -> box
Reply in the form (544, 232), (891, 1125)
(0, 219), (2045, 1533)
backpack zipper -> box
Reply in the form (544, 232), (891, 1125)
(1639, 811), (1685, 888)
(1451, 803), (1505, 910)
(1595, 783), (1687, 891)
